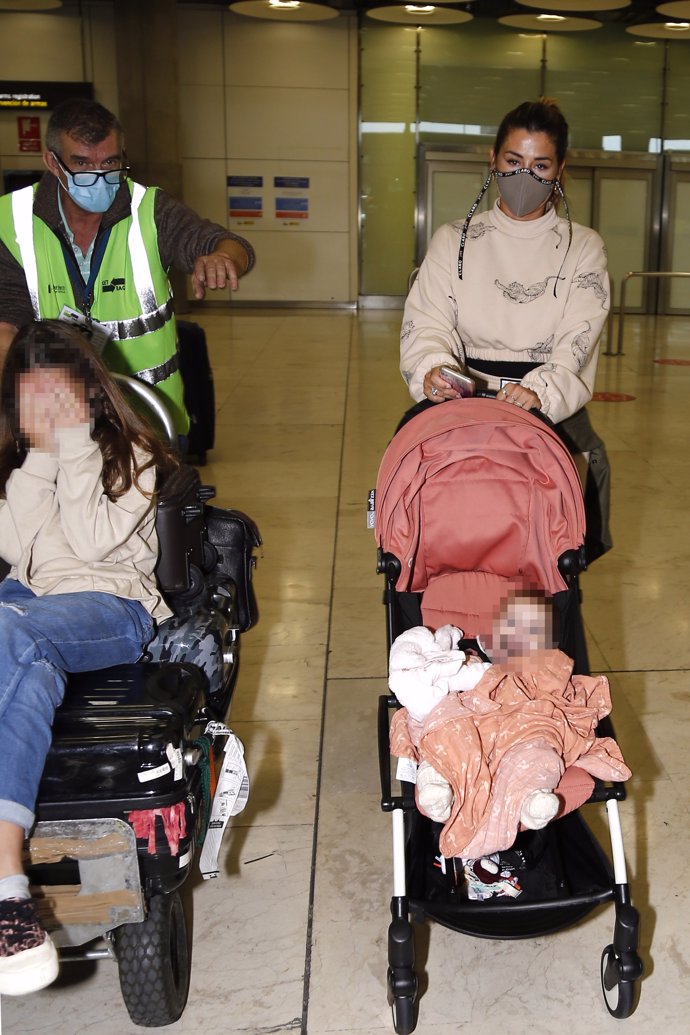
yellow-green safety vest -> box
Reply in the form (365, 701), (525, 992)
(0, 179), (188, 434)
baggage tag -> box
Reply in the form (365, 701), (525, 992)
(199, 723), (249, 880)
(166, 742), (184, 781)
(58, 305), (112, 354)
(367, 488), (376, 529)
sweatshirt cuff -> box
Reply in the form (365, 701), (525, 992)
(55, 422), (97, 458)
(20, 449), (59, 481)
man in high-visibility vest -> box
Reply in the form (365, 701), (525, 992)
(0, 98), (254, 437)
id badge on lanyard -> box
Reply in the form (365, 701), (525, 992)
(58, 305), (112, 354)
(57, 225), (114, 354)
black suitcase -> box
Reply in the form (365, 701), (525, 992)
(177, 319), (215, 465)
(36, 662), (208, 887)
(38, 663), (205, 809)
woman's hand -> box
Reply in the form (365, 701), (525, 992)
(423, 366), (463, 404)
(498, 383), (541, 411)
(19, 369), (90, 453)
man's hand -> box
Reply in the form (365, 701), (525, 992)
(191, 251), (241, 299)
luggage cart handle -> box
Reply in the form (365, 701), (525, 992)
(112, 373), (177, 448)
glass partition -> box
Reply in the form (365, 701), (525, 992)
(544, 26), (663, 153)
(665, 168), (690, 312)
(664, 42), (690, 151)
(418, 22), (543, 148)
(359, 24), (417, 297)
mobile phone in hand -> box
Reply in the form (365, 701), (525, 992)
(439, 365), (476, 398)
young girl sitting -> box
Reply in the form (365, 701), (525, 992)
(0, 320), (179, 995)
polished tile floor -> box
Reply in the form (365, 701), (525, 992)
(4, 308), (690, 1034)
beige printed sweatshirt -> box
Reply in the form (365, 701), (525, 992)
(401, 200), (610, 424)
(0, 423), (171, 622)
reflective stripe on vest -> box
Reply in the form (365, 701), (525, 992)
(11, 186), (41, 318)
(136, 348), (180, 386)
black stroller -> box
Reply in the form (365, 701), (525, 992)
(22, 376), (261, 1027)
(374, 398), (642, 1033)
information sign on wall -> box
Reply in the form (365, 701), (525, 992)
(274, 175), (310, 224)
(228, 175), (263, 226)
(0, 81), (93, 109)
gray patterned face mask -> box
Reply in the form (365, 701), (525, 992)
(457, 166), (571, 297)
(495, 167), (558, 218)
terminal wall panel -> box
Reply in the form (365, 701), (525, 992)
(226, 86), (349, 165)
(228, 230), (351, 304)
(224, 17), (349, 91)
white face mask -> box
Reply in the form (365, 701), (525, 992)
(64, 173), (120, 213)
(51, 151), (124, 214)
(495, 167), (558, 218)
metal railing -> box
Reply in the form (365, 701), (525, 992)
(606, 271), (690, 357)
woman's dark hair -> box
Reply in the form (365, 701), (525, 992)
(494, 97), (569, 167)
(0, 320), (179, 499)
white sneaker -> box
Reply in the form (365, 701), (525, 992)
(0, 897), (59, 996)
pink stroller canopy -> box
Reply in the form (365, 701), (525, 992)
(375, 399), (586, 634)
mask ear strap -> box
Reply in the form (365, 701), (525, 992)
(552, 179), (572, 298)
(457, 169), (494, 280)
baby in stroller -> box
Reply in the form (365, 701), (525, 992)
(388, 587), (630, 897)
(390, 590), (561, 821)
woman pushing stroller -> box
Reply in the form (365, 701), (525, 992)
(0, 320), (178, 995)
(400, 97), (612, 561)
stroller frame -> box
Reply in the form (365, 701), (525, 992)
(373, 400), (642, 1033)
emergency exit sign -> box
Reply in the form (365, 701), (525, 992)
(17, 116), (40, 152)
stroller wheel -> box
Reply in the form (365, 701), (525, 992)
(387, 914), (418, 1033)
(389, 989), (417, 1035)
(600, 944), (638, 1019)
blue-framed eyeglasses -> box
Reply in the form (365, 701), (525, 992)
(51, 151), (130, 187)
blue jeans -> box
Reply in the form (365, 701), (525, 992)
(0, 579), (154, 833)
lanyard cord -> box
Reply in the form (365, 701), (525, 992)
(457, 169), (494, 281)
(58, 224), (113, 322)
(552, 181), (573, 298)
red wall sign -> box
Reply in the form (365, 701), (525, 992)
(17, 115), (41, 153)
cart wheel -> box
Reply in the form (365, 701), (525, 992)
(114, 889), (190, 1027)
(390, 992), (417, 1035)
(600, 944), (637, 1019)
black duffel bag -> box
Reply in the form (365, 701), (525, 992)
(204, 505), (262, 632)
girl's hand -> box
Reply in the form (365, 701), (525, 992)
(19, 369), (89, 452)
(423, 366), (462, 403)
(498, 384), (541, 411)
